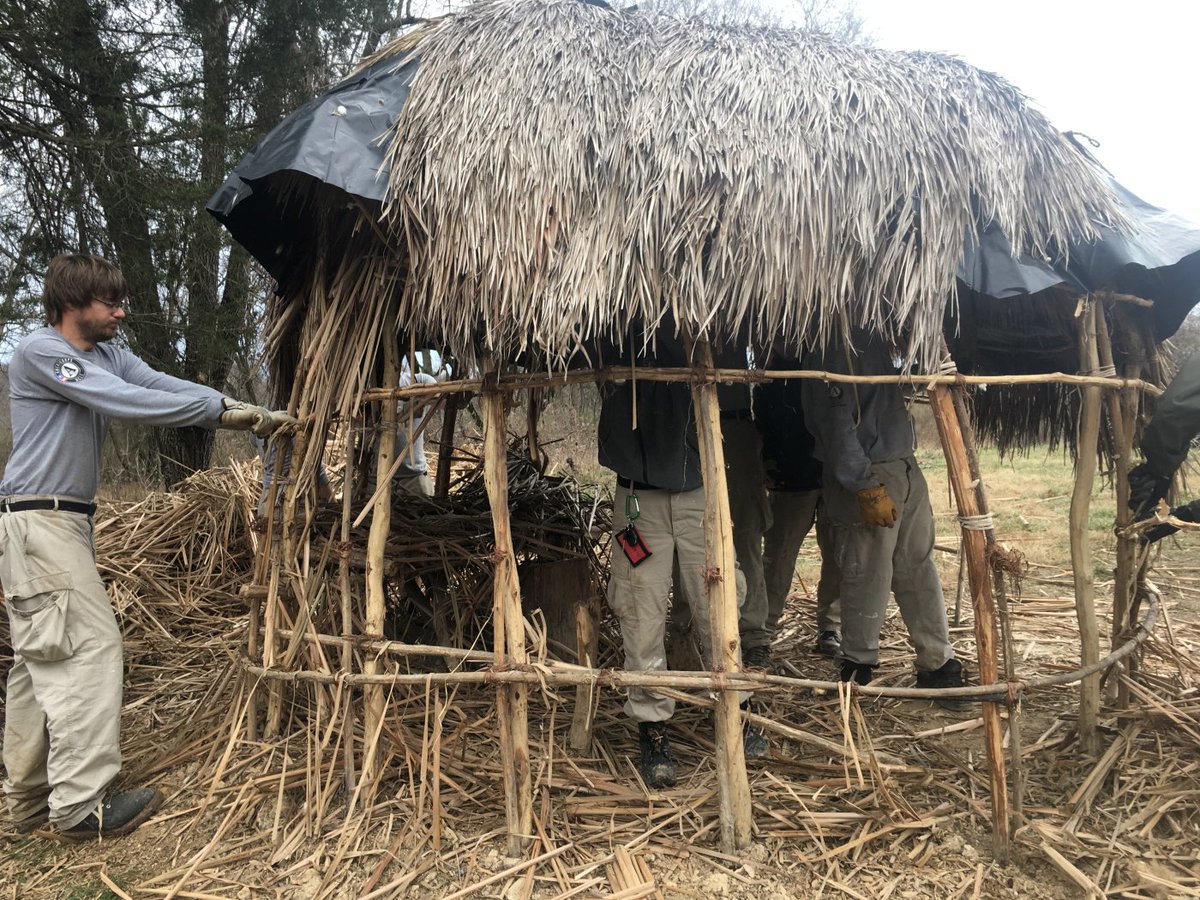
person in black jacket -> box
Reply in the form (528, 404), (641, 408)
(1128, 352), (1200, 541)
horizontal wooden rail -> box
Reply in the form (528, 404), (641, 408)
(358, 366), (1161, 404)
(247, 586), (1157, 699)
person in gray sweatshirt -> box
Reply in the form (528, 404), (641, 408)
(801, 331), (965, 707)
(0, 253), (295, 840)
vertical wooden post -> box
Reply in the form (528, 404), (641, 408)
(569, 591), (599, 752)
(690, 340), (753, 853)
(1100, 302), (1139, 708)
(363, 338), (399, 781)
(339, 420), (359, 794)
(481, 358), (533, 855)
(527, 388), (546, 471)
(435, 392), (460, 499)
(947, 384), (1026, 821)
(1071, 299), (1103, 755)
(930, 384), (1010, 859)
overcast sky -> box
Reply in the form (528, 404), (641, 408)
(852, 0), (1199, 224)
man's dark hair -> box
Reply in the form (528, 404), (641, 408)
(43, 254), (128, 325)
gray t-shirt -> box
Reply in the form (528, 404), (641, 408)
(1, 326), (225, 499)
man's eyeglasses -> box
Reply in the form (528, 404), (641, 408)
(93, 296), (127, 310)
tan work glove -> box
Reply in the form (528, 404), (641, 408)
(856, 484), (898, 527)
(220, 398), (298, 438)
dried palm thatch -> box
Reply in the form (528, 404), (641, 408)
(374, 0), (1118, 368)
(263, 0), (1124, 423)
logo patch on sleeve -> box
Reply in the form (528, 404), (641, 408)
(53, 357), (86, 383)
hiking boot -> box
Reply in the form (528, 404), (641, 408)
(839, 660), (876, 686)
(741, 644), (773, 671)
(815, 630), (841, 656)
(740, 701), (769, 759)
(637, 722), (677, 789)
(58, 788), (163, 841)
(915, 659), (972, 712)
(12, 809), (49, 834)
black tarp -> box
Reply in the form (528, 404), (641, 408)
(959, 134), (1200, 339)
(207, 54), (418, 281)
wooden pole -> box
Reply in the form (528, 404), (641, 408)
(527, 388), (546, 471)
(1104, 304), (1143, 708)
(339, 421), (359, 794)
(1070, 300), (1103, 756)
(690, 340), (753, 853)
(481, 358), (533, 855)
(363, 337), (399, 782)
(946, 384), (1026, 822)
(568, 594), (599, 752)
(930, 383), (1010, 858)
(435, 392), (460, 499)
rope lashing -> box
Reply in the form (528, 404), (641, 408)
(958, 513), (994, 531)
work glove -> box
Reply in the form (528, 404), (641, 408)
(856, 484), (898, 527)
(220, 398), (298, 438)
(1142, 500), (1200, 544)
(1127, 462), (1172, 520)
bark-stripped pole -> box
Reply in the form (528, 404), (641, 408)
(1070, 299), (1103, 755)
(946, 383), (1026, 821)
(690, 339), (753, 853)
(339, 421), (358, 793)
(929, 383), (1010, 859)
(481, 355), (533, 855)
(363, 336), (399, 781)
(568, 592), (599, 752)
(1097, 302), (1137, 707)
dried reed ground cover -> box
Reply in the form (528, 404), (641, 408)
(1, 452), (1198, 899)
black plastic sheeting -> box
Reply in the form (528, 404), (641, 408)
(207, 54), (418, 281)
(959, 134), (1200, 340)
(209, 68), (1200, 338)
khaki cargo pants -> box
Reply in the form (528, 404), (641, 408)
(0, 504), (122, 829)
(762, 489), (842, 637)
(722, 419), (774, 651)
(822, 458), (954, 672)
(608, 485), (746, 722)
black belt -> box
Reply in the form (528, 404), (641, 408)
(0, 498), (97, 516)
(616, 476), (664, 492)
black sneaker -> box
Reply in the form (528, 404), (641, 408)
(740, 701), (769, 759)
(58, 788), (163, 841)
(915, 659), (972, 711)
(815, 631), (841, 656)
(741, 644), (773, 670)
(637, 722), (677, 788)
(839, 660), (876, 686)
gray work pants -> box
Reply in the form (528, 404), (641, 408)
(762, 489), (842, 636)
(0, 504), (122, 829)
(723, 419), (773, 650)
(822, 458), (954, 672)
(608, 485), (745, 722)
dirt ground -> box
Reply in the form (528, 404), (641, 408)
(1, 415), (1199, 898)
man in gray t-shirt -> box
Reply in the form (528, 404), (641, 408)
(0, 253), (294, 840)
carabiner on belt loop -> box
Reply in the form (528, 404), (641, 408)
(625, 491), (641, 523)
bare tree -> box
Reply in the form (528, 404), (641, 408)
(0, 0), (416, 484)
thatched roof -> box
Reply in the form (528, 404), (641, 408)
(369, 0), (1121, 368)
(213, 0), (1128, 375)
